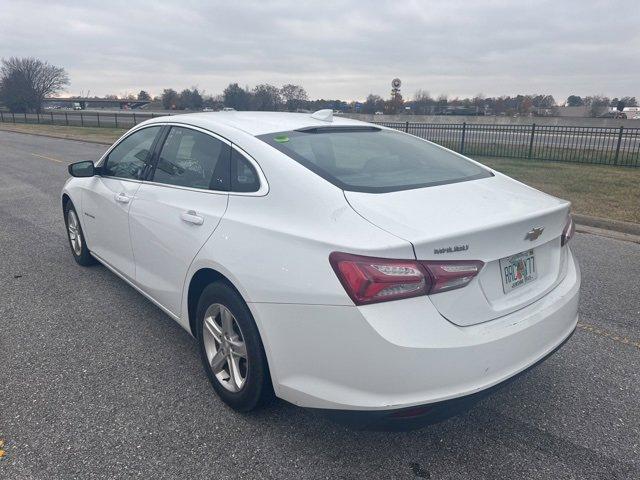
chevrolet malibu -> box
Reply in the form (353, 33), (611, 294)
(61, 110), (579, 428)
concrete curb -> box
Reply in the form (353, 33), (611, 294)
(575, 224), (640, 244)
(573, 214), (640, 236)
(0, 126), (114, 145)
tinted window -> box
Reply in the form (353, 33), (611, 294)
(103, 127), (160, 179)
(259, 128), (492, 193)
(152, 127), (229, 191)
(231, 148), (260, 192)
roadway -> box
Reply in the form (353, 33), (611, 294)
(0, 130), (639, 479)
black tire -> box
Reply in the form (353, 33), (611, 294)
(196, 282), (274, 412)
(63, 201), (96, 266)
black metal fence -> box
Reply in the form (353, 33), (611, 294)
(0, 110), (638, 167)
(377, 121), (640, 167)
(0, 110), (159, 130)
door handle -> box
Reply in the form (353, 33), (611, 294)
(114, 192), (130, 204)
(181, 210), (204, 225)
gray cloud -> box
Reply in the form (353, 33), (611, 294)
(1, 0), (639, 101)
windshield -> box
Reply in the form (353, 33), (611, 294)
(259, 127), (492, 193)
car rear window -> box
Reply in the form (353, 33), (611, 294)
(259, 127), (492, 193)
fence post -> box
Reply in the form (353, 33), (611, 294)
(133, 113), (137, 125)
(115, 113), (118, 128)
(80, 112), (84, 127)
(65, 112), (69, 126)
(12, 112), (16, 123)
(50, 112), (54, 124)
(405, 121), (409, 133)
(614, 126), (624, 165)
(24, 112), (28, 124)
(528, 123), (536, 159)
(460, 122), (467, 154)
(0, 111), (3, 122)
(97, 112), (101, 128)
(37, 112), (40, 124)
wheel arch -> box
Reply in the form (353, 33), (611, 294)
(187, 267), (247, 338)
(61, 192), (72, 213)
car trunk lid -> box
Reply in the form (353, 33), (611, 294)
(345, 174), (571, 326)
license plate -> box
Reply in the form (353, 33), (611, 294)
(499, 249), (537, 293)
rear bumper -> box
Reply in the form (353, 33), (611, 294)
(250, 248), (580, 412)
(321, 326), (575, 430)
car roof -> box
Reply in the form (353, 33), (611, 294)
(144, 111), (372, 137)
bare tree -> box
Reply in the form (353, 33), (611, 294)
(223, 83), (252, 110)
(280, 84), (308, 111)
(0, 57), (69, 112)
(412, 89), (433, 115)
(584, 95), (610, 117)
(362, 94), (384, 114)
(252, 84), (282, 111)
(161, 88), (179, 110)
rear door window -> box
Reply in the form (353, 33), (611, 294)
(151, 126), (229, 191)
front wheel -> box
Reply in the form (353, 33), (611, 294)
(196, 282), (274, 412)
(64, 201), (96, 266)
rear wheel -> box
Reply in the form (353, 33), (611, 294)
(196, 282), (273, 411)
(64, 201), (96, 266)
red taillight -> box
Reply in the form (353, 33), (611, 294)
(329, 252), (484, 305)
(421, 260), (485, 294)
(561, 215), (575, 246)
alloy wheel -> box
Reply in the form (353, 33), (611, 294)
(67, 209), (82, 255)
(202, 303), (248, 392)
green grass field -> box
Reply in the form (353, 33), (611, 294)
(477, 157), (640, 224)
(0, 123), (126, 144)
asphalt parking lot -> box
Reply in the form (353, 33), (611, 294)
(1, 130), (639, 479)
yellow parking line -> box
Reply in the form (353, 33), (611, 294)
(577, 322), (640, 350)
(31, 152), (64, 163)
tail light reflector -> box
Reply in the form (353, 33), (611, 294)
(329, 252), (484, 305)
(561, 215), (575, 246)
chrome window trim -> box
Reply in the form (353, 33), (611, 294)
(141, 180), (228, 196)
(100, 176), (143, 184)
(97, 121), (269, 197)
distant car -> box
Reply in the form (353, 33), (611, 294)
(202, 107), (215, 112)
(599, 111), (627, 119)
(222, 107), (236, 112)
(374, 111), (383, 115)
(62, 110), (579, 428)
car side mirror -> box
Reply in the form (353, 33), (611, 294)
(68, 160), (98, 177)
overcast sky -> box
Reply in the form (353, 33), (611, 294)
(1, 0), (639, 101)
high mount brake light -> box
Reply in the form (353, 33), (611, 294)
(561, 215), (575, 246)
(329, 252), (484, 305)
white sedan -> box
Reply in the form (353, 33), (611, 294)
(62, 110), (579, 428)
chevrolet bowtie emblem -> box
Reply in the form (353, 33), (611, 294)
(525, 226), (544, 241)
